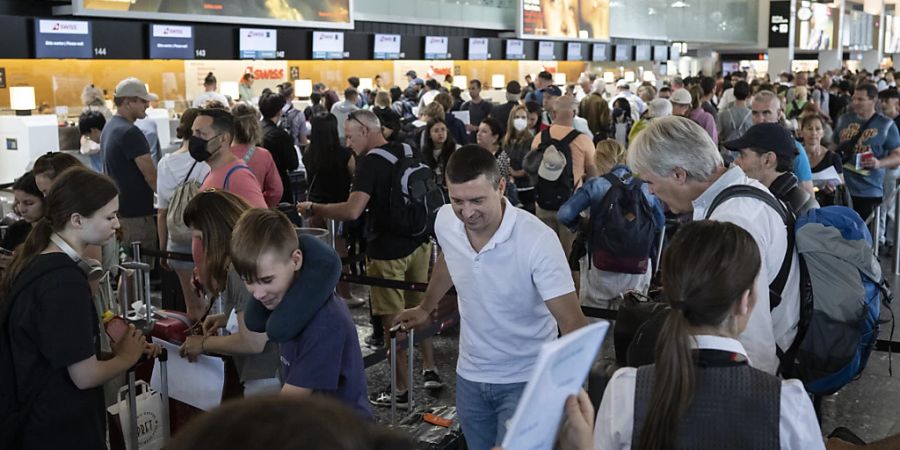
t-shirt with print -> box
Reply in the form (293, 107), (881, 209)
(101, 115), (154, 218)
(530, 124), (595, 188)
(223, 268), (281, 383)
(279, 294), (373, 421)
(351, 142), (429, 260)
(832, 112), (900, 197)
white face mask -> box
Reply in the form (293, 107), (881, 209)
(513, 118), (528, 131)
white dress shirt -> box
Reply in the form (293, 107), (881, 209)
(691, 166), (801, 374)
(434, 199), (575, 384)
(594, 335), (825, 450)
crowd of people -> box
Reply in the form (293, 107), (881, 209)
(2, 65), (900, 450)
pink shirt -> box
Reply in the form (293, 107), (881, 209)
(231, 143), (284, 207)
(690, 107), (719, 144)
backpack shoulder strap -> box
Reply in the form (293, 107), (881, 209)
(401, 143), (414, 159)
(243, 146), (257, 164)
(560, 129), (581, 146)
(705, 184), (788, 223)
(181, 160), (199, 184)
(370, 148), (399, 165)
(540, 128), (552, 144)
(602, 172), (625, 187)
(706, 184), (794, 311)
(223, 164), (252, 190)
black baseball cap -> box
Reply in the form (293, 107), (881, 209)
(723, 123), (798, 159)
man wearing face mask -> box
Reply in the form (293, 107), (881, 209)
(191, 108), (266, 208)
(102, 77), (159, 266)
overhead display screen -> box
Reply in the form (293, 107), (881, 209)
(520, 0), (610, 40)
(239, 28), (277, 59)
(424, 36), (449, 60)
(614, 44), (632, 62)
(538, 41), (555, 60)
(592, 43), (609, 61)
(35, 19), (93, 59)
(635, 45), (651, 61)
(469, 38), (489, 60)
(312, 31), (345, 60)
(653, 45), (668, 61)
(373, 34), (401, 60)
(74, 0), (352, 29)
(567, 42), (583, 61)
(506, 39), (526, 60)
(149, 24), (194, 59)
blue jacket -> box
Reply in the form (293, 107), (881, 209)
(557, 165), (666, 233)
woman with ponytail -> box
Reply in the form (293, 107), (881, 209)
(593, 220), (824, 450)
(0, 168), (157, 449)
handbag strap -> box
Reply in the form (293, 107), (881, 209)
(181, 160), (199, 185)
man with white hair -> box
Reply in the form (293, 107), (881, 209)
(628, 98), (671, 142)
(576, 73), (594, 102)
(627, 116), (801, 375)
(750, 90), (815, 194)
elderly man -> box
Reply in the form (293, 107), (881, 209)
(627, 116), (801, 375)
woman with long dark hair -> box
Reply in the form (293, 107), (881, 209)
(593, 220), (824, 450)
(421, 118), (457, 186)
(0, 168), (157, 449)
(300, 113), (362, 308)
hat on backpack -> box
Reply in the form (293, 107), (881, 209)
(538, 146), (567, 181)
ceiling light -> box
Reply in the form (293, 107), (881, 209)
(671, 1), (690, 7)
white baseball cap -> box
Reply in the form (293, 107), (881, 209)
(538, 146), (567, 182)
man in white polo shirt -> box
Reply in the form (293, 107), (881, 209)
(396, 145), (588, 450)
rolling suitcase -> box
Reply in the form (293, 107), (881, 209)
(121, 242), (207, 434)
(388, 326), (466, 450)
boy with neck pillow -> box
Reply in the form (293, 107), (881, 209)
(232, 208), (372, 420)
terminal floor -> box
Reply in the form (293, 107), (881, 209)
(354, 255), (900, 440)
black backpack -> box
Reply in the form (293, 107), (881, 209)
(534, 128), (579, 210)
(590, 173), (657, 274)
(370, 143), (447, 238)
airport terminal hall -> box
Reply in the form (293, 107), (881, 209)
(6, 0), (900, 449)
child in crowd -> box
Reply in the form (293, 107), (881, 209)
(1, 172), (44, 271)
(0, 168), (158, 449)
(177, 191), (282, 395)
(231, 208), (372, 420)
(557, 139), (665, 306)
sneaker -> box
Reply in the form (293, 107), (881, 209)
(337, 293), (366, 308)
(365, 333), (384, 348)
(423, 369), (444, 390)
(369, 386), (409, 409)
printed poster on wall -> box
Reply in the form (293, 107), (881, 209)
(520, 0), (609, 40)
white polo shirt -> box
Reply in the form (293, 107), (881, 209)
(435, 199), (576, 384)
(691, 166), (801, 375)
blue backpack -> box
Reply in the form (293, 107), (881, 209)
(708, 185), (892, 395)
(791, 206), (892, 395)
(590, 173), (657, 274)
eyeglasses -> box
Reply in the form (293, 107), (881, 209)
(347, 111), (368, 130)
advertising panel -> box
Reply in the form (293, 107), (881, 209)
(520, 0), (609, 41)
